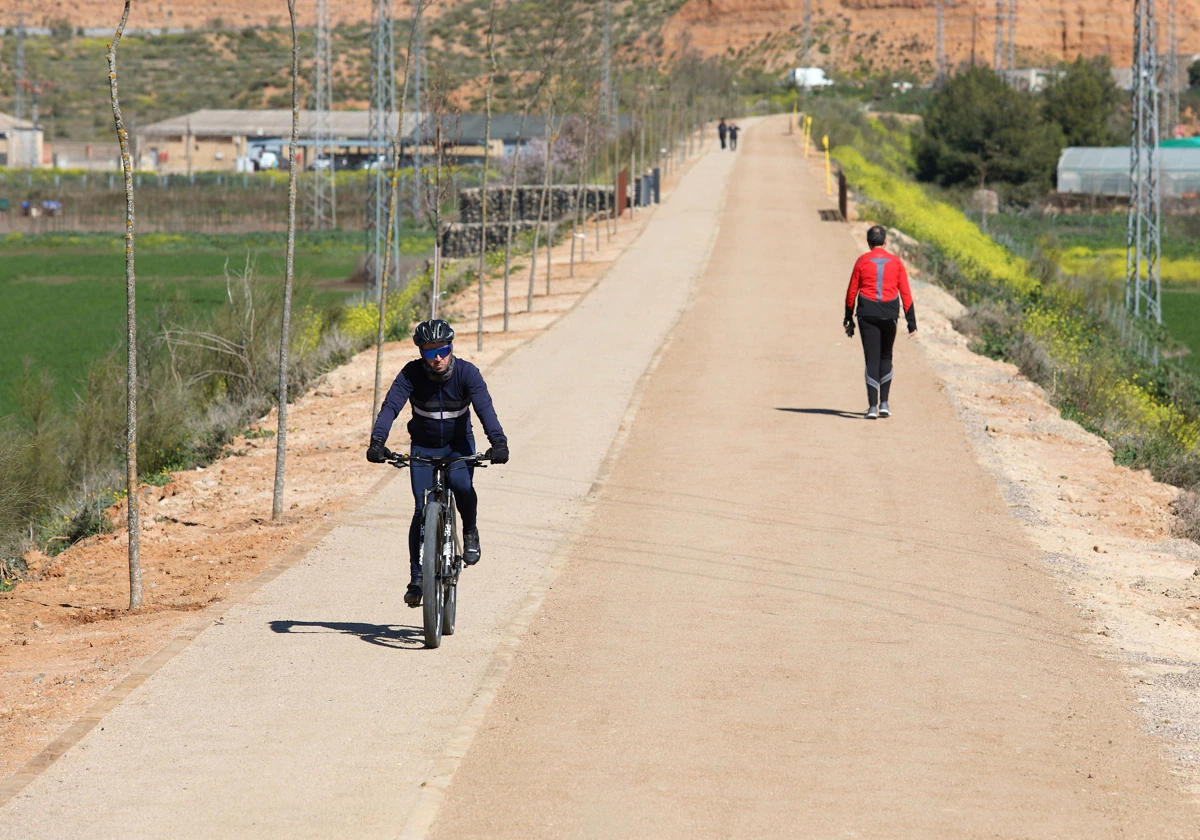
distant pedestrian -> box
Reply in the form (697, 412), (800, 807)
(728, 123), (740, 151)
(843, 225), (917, 419)
(717, 119), (728, 150)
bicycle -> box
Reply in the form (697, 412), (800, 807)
(384, 448), (492, 649)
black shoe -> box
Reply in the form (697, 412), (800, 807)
(463, 529), (481, 566)
(404, 582), (422, 607)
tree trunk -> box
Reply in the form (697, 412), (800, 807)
(273, 0), (300, 523)
(107, 0), (140, 610)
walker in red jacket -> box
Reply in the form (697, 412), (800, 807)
(843, 225), (918, 419)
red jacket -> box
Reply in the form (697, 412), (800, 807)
(845, 247), (916, 328)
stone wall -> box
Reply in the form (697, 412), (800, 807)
(457, 185), (614, 225)
(440, 221), (547, 259)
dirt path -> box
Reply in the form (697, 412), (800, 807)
(0, 133), (735, 837)
(425, 119), (1200, 837)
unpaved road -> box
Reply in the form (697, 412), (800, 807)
(426, 122), (1200, 837)
(3, 118), (1199, 838)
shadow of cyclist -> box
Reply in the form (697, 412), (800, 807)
(268, 620), (425, 650)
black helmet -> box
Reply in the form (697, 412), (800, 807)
(413, 319), (454, 346)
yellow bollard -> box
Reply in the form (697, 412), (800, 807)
(823, 134), (832, 196)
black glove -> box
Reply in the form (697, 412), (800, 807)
(905, 304), (918, 334)
(366, 436), (389, 463)
(489, 440), (509, 464)
(843, 319), (855, 338)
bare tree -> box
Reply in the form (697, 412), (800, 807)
(106, 0), (140, 610)
(272, 0), (301, 523)
(478, 0), (499, 351)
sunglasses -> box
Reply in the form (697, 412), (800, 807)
(420, 343), (453, 360)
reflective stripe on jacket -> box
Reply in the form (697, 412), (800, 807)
(371, 357), (506, 448)
(845, 247), (914, 321)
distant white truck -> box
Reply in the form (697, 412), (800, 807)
(786, 67), (834, 90)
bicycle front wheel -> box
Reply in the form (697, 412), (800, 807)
(421, 500), (444, 649)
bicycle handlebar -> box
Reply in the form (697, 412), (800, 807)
(384, 449), (492, 470)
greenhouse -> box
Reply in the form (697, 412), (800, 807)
(1057, 146), (1200, 198)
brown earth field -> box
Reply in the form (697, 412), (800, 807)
(16, 1), (1199, 76)
(0, 139), (705, 788)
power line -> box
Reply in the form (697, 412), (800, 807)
(1126, 0), (1162, 323)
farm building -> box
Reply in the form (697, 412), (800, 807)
(134, 109), (602, 175)
(0, 112), (45, 169)
(1057, 146), (1200, 199)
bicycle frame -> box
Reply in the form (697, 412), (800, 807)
(386, 448), (489, 647)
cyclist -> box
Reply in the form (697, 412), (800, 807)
(366, 319), (509, 607)
(844, 225), (917, 419)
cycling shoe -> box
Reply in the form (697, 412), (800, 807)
(404, 582), (422, 607)
(463, 529), (481, 566)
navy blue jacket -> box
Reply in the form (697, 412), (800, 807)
(371, 357), (506, 449)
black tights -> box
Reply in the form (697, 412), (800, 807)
(858, 316), (896, 407)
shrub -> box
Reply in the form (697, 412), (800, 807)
(913, 66), (1063, 192)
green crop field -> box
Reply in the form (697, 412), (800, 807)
(0, 230), (430, 418)
(984, 211), (1200, 365)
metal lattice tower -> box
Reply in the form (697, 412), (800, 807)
(365, 0), (397, 296)
(1126, 0), (1162, 322)
(1006, 0), (1016, 71)
(309, 0), (336, 230)
(14, 13), (25, 121)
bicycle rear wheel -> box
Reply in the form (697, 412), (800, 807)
(421, 501), (444, 649)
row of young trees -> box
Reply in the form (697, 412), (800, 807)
(101, 0), (734, 609)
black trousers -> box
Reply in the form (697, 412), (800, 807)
(858, 316), (896, 406)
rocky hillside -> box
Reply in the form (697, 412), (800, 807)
(663, 0), (1200, 76)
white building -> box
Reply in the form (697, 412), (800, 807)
(0, 112), (45, 169)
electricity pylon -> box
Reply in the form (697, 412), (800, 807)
(1126, 0), (1162, 322)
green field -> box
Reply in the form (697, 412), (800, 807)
(984, 212), (1200, 365)
(0, 231), (429, 418)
